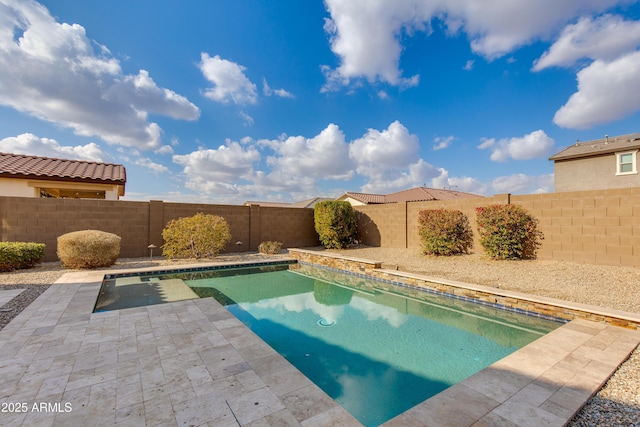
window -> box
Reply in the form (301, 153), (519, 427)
(616, 150), (638, 175)
(39, 188), (106, 199)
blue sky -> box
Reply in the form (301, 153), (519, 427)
(1, 0), (640, 203)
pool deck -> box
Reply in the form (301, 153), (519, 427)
(0, 262), (638, 427)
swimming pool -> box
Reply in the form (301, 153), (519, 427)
(96, 261), (561, 426)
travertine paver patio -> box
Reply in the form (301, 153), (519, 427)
(0, 261), (638, 426)
(0, 288), (25, 307)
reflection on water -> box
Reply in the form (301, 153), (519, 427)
(187, 263), (561, 426)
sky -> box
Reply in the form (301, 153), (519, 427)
(1, 0), (640, 204)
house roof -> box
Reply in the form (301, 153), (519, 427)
(244, 197), (333, 208)
(340, 192), (387, 204)
(549, 132), (640, 161)
(339, 187), (482, 204)
(0, 152), (126, 184)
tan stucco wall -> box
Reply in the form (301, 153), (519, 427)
(0, 178), (36, 197)
(0, 177), (121, 199)
(554, 153), (640, 192)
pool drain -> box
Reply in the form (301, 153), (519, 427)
(317, 318), (335, 327)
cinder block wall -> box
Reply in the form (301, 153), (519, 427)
(0, 197), (150, 262)
(2, 188), (638, 267)
(0, 197), (319, 261)
(512, 187), (640, 267)
(354, 189), (640, 268)
(258, 206), (319, 250)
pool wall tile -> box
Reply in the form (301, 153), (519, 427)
(288, 248), (640, 330)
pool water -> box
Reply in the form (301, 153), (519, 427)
(95, 262), (561, 426)
(181, 263), (561, 426)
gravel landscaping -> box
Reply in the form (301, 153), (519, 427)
(0, 247), (638, 426)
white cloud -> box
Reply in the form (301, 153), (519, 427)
(321, 0), (628, 89)
(0, 0), (200, 150)
(433, 135), (454, 150)
(273, 88), (294, 98)
(263, 78), (294, 99)
(490, 173), (554, 194)
(431, 169), (553, 195)
(463, 60), (474, 71)
(350, 121), (441, 192)
(442, 0), (625, 59)
(199, 53), (258, 105)
(553, 51), (640, 129)
(533, 15), (640, 71)
(133, 157), (171, 174)
(322, 0), (431, 89)
(430, 169), (488, 195)
(350, 120), (419, 168)
(260, 123), (354, 181)
(0, 133), (107, 162)
(239, 111), (254, 126)
(478, 130), (554, 162)
(172, 141), (260, 194)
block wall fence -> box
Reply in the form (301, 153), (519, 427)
(0, 197), (319, 261)
(1, 187), (639, 267)
(354, 188), (640, 268)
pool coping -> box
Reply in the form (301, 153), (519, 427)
(0, 257), (638, 426)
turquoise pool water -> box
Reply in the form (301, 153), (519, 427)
(181, 263), (561, 426)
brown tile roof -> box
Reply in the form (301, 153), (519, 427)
(549, 132), (640, 161)
(385, 187), (480, 202)
(341, 192), (387, 204)
(0, 152), (126, 184)
(243, 197), (333, 208)
(341, 187), (482, 204)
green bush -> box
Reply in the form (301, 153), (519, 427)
(0, 242), (46, 272)
(57, 230), (121, 268)
(418, 209), (473, 256)
(162, 213), (231, 259)
(258, 241), (282, 254)
(314, 201), (357, 249)
(476, 205), (543, 260)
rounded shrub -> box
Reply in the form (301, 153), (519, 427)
(162, 213), (231, 259)
(418, 209), (473, 256)
(0, 242), (46, 272)
(57, 230), (121, 269)
(314, 201), (357, 249)
(476, 204), (544, 260)
(258, 241), (282, 254)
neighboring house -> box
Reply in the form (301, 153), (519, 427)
(337, 186), (482, 206)
(243, 197), (333, 208)
(0, 152), (126, 200)
(549, 132), (640, 192)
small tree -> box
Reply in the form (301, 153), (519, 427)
(162, 213), (231, 259)
(314, 201), (357, 249)
(418, 209), (473, 256)
(476, 204), (543, 260)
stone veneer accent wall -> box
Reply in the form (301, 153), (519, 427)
(288, 249), (640, 330)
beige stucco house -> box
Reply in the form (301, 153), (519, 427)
(0, 152), (126, 200)
(549, 132), (640, 192)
